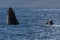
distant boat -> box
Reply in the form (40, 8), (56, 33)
(6, 7), (19, 25)
(46, 19), (53, 25)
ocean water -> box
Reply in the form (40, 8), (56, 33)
(0, 8), (60, 40)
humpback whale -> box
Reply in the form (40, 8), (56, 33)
(46, 19), (53, 25)
(7, 7), (19, 25)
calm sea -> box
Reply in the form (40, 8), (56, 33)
(0, 8), (60, 40)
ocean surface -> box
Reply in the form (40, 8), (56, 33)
(0, 8), (60, 40)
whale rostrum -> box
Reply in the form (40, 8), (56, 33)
(7, 7), (19, 25)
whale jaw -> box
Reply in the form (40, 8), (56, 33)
(7, 7), (19, 25)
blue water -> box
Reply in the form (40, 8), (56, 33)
(0, 8), (60, 40)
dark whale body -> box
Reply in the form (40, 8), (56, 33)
(7, 7), (19, 25)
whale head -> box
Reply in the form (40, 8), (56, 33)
(7, 7), (19, 25)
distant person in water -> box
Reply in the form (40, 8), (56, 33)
(46, 19), (53, 25)
(6, 7), (19, 25)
